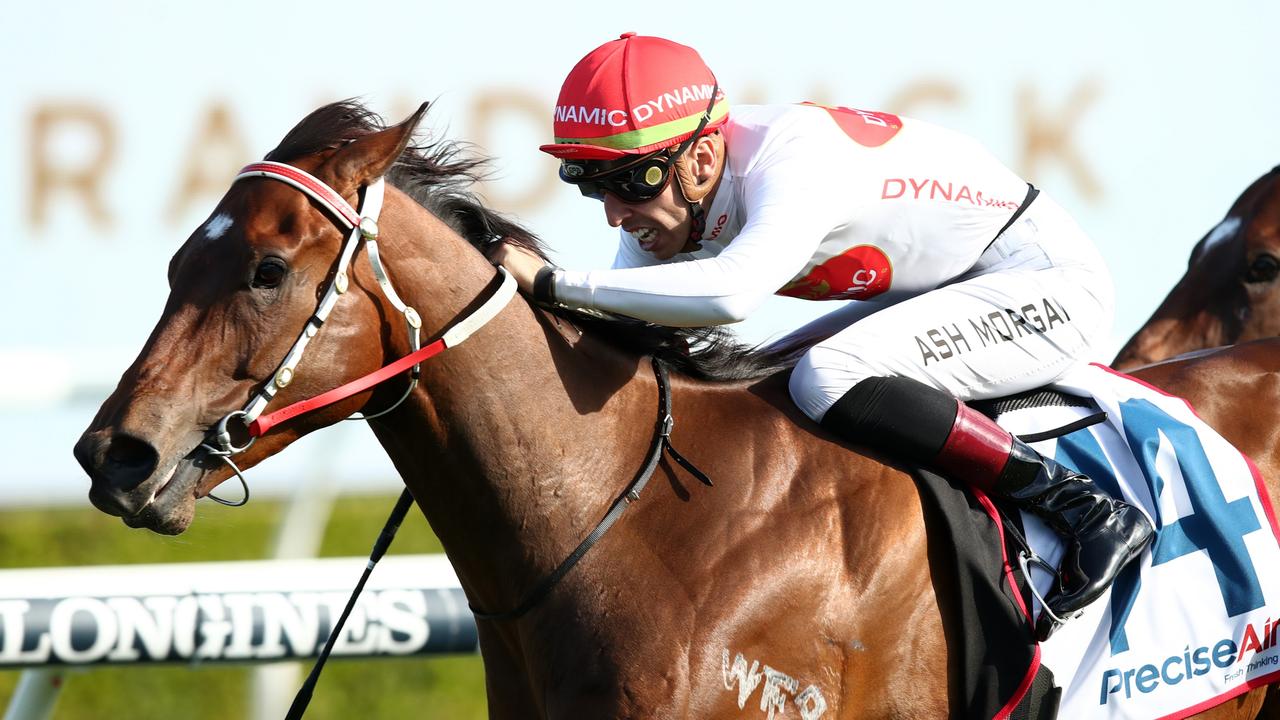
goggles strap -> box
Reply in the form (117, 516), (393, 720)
(685, 199), (707, 252)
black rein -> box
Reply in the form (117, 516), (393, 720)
(471, 356), (712, 621)
(286, 356), (710, 717)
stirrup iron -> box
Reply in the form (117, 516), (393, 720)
(1018, 549), (1083, 640)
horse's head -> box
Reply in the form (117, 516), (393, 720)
(74, 103), (428, 534)
(1114, 166), (1280, 370)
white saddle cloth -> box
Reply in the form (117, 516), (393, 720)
(996, 363), (1280, 719)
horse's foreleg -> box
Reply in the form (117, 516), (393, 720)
(475, 629), (543, 719)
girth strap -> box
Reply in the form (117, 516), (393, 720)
(470, 356), (712, 621)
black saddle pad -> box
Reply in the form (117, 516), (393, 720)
(909, 384), (1110, 717)
(914, 467), (1061, 720)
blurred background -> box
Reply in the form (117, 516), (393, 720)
(3, 1), (1278, 717)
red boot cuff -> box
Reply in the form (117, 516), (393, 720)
(934, 402), (1014, 490)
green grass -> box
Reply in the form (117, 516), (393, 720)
(0, 496), (487, 719)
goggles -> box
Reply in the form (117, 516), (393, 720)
(560, 152), (676, 203)
(559, 83), (719, 204)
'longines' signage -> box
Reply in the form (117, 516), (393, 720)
(0, 587), (477, 667)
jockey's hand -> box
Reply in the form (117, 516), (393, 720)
(489, 239), (549, 296)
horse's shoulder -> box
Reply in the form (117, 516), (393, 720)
(673, 369), (905, 484)
(675, 369), (816, 435)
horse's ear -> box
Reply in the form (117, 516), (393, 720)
(325, 102), (429, 195)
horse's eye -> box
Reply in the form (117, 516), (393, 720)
(1245, 253), (1280, 284)
(251, 257), (288, 289)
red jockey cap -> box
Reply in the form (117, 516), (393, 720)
(539, 33), (729, 161)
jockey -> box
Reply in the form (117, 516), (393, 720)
(493, 32), (1153, 640)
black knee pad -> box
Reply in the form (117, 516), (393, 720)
(819, 376), (960, 463)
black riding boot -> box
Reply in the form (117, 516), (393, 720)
(820, 376), (1155, 641)
(997, 438), (1154, 640)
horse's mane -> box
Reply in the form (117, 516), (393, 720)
(264, 100), (807, 382)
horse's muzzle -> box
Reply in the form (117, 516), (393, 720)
(75, 430), (160, 515)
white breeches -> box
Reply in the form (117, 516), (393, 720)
(788, 193), (1115, 421)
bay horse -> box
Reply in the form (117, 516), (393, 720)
(1114, 165), (1280, 370)
(74, 101), (1280, 718)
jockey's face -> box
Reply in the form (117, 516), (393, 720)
(601, 174), (695, 261)
(592, 134), (722, 261)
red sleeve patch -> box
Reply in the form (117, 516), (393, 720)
(777, 245), (893, 300)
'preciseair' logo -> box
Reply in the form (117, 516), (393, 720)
(1100, 619), (1280, 705)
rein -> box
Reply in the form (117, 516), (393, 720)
(210, 159), (715, 716)
(470, 356), (712, 621)
(286, 356), (712, 719)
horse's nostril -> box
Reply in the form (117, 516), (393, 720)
(102, 434), (159, 491)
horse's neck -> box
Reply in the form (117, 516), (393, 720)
(366, 194), (652, 613)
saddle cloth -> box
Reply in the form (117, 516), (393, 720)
(992, 363), (1280, 719)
